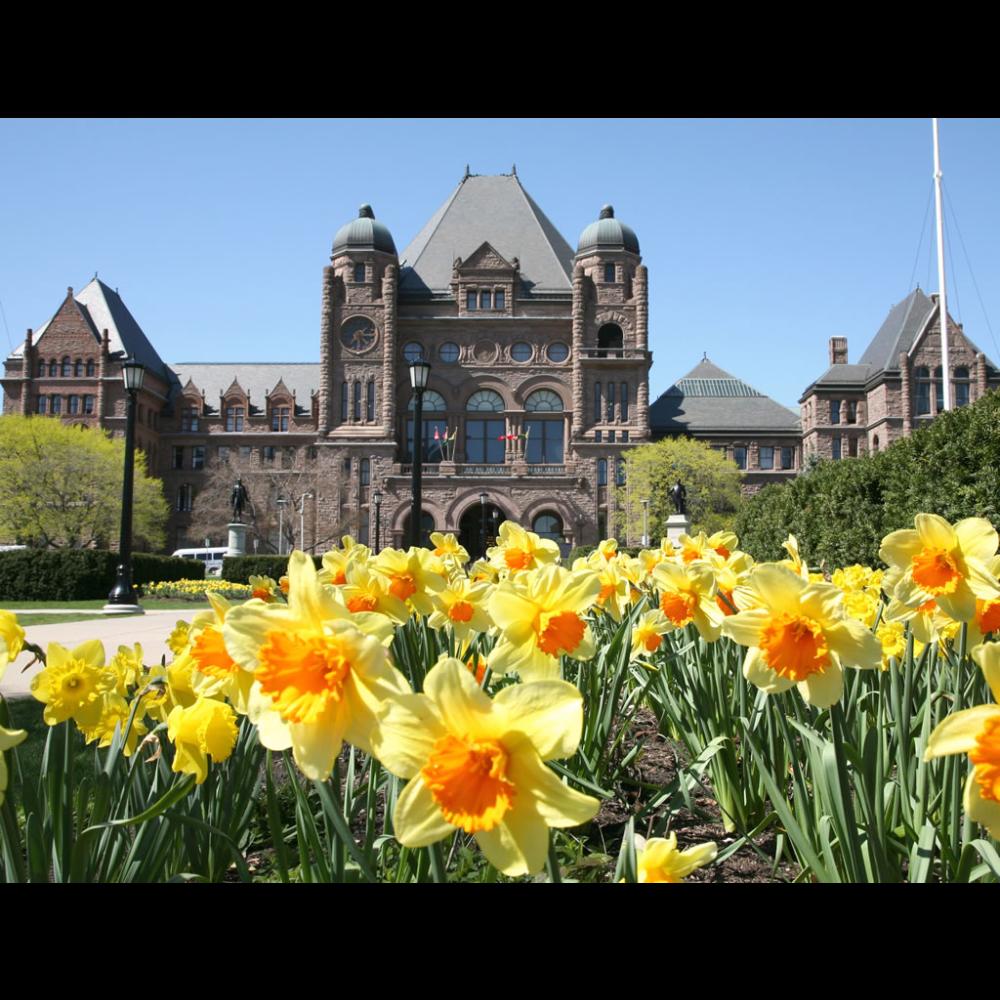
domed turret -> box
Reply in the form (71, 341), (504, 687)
(576, 204), (639, 255)
(332, 204), (397, 257)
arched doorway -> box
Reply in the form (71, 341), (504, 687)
(400, 510), (435, 549)
(597, 323), (624, 358)
(459, 502), (505, 562)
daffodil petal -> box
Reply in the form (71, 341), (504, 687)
(925, 705), (1000, 759)
(422, 658), (492, 735)
(393, 776), (454, 848)
(508, 749), (599, 827)
(964, 770), (1000, 839)
(916, 513), (956, 550)
(494, 680), (584, 760)
(743, 647), (795, 694)
(373, 693), (444, 778)
(796, 662), (843, 708)
(476, 814), (534, 876)
(972, 642), (1000, 703)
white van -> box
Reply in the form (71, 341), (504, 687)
(171, 547), (227, 577)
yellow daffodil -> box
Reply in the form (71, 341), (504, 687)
(723, 564), (881, 707)
(651, 560), (724, 641)
(167, 696), (239, 784)
(677, 530), (738, 565)
(0, 610), (25, 681)
(31, 640), (113, 727)
(224, 551), (409, 779)
(634, 832), (717, 883)
(167, 620), (191, 657)
(428, 578), (494, 641)
(430, 532), (470, 567)
(880, 514), (1000, 623)
(596, 538), (619, 561)
(630, 610), (672, 660)
(319, 537), (369, 586)
(705, 549), (754, 617)
(109, 643), (144, 697)
(248, 575), (280, 602)
(487, 564), (601, 681)
(924, 641), (1000, 838)
(372, 547), (445, 616)
(0, 723), (27, 807)
(487, 521), (561, 575)
(372, 657), (599, 876)
(779, 534), (810, 580)
(78, 693), (148, 756)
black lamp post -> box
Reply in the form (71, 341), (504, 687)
(409, 359), (431, 548)
(479, 491), (488, 560)
(105, 355), (145, 611)
(372, 489), (382, 554)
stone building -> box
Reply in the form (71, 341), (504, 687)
(3, 172), (654, 558)
(800, 288), (1000, 460)
(649, 357), (801, 494)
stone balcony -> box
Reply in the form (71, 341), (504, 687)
(395, 460), (573, 478)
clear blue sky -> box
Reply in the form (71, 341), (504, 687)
(2, 118), (998, 409)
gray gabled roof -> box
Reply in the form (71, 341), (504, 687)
(857, 288), (936, 371)
(169, 363), (320, 415)
(650, 357), (800, 434)
(11, 279), (169, 379)
(808, 362), (875, 388)
(398, 173), (575, 296)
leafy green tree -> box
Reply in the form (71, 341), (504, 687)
(616, 437), (742, 543)
(0, 415), (168, 550)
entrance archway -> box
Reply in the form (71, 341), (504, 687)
(459, 502), (505, 562)
(400, 510), (435, 549)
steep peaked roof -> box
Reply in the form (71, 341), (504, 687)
(857, 288), (936, 370)
(651, 357), (800, 434)
(14, 279), (169, 378)
(398, 173), (575, 296)
(169, 363), (320, 414)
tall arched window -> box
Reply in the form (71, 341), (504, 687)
(61, 356), (71, 377)
(360, 458), (370, 485)
(86, 359), (96, 377)
(353, 380), (361, 421)
(598, 458), (608, 486)
(366, 379), (376, 421)
(407, 390), (447, 462)
(607, 383), (616, 421)
(74, 359), (83, 377)
(49, 359), (58, 377)
(341, 382), (348, 423)
(524, 390), (564, 464)
(36, 359), (44, 377)
(933, 366), (944, 412)
(597, 323), (624, 358)
(620, 383), (629, 421)
(594, 381), (602, 423)
(954, 366), (970, 408)
(466, 389), (504, 464)
(915, 367), (931, 415)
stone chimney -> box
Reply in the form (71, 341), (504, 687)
(829, 337), (848, 366)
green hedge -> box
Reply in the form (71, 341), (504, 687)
(222, 554), (322, 583)
(0, 550), (203, 601)
(736, 389), (1000, 568)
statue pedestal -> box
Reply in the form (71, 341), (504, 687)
(227, 522), (248, 558)
(664, 513), (691, 547)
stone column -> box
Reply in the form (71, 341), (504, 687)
(97, 329), (110, 420)
(899, 352), (912, 436)
(21, 328), (33, 415)
(976, 352), (988, 401)
(571, 264), (585, 439)
(382, 264), (398, 433)
(318, 266), (335, 434)
(635, 265), (650, 438)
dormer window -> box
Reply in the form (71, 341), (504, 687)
(272, 405), (290, 432)
(494, 289), (505, 310)
(225, 405), (245, 432)
(480, 290), (491, 310)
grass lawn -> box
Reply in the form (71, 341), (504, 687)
(17, 612), (145, 627)
(2, 696), (94, 791)
(1, 599), (210, 612)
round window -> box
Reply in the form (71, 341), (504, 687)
(440, 342), (460, 363)
(511, 342), (533, 362)
(403, 342), (424, 363)
(547, 343), (569, 362)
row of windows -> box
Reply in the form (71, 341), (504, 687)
(597, 458), (627, 486)
(36, 358), (97, 378)
(915, 366), (971, 414)
(402, 341), (570, 365)
(408, 388), (565, 413)
(731, 446), (796, 471)
(594, 430), (630, 443)
(173, 445), (318, 470)
(341, 381), (377, 423)
(465, 288), (506, 311)
(407, 418), (564, 464)
(831, 437), (860, 460)
(594, 382), (630, 422)
(37, 394), (95, 415)
(180, 405), (294, 433)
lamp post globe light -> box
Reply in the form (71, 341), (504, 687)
(409, 359), (431, 549)
(105, 356), (145, 612)
(372, 489), (382, 555)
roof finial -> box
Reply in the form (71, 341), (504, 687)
(358, 204), (374, 218)
(599, 205), (614, 219)
(511, 163), (517, 176)
(66, 286), (74, 299)
(463, 164), (471, 179)
(93, 271), (98, 280)
(703, 351), (708, 360)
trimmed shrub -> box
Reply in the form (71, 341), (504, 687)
(0, 549), (203, 601)
(736, 389), (1000, 568)
(222, 554), (322, 583)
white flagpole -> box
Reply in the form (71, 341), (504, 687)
(933, 117), (951, 411)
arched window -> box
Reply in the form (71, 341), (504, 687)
(597, 323), (624, 358)
(61, 356), (71, 377)
(533, 512), (563, 543)
(74, 359), (83, 377)
(408, 390), (446, 411)
(50, 395), (62, 414)
(86, 359), (96, 377)
(341, 382), (349, 422)
(598, 459), (608, 486)
(36, 359), (44, 377)
(49, 359), (58, 377)
(915, 367), (931, 415)
(607, 383), (616, 421)
(620, 383), (629, 420)
(353, 380), (361, 421)
(933, 366), (944, 412)
(954, 366), (971, 408)
(872, 435), (880, 453)
(524, 390), (564, 412)
(68, 396), (80, 415)
(360, 458), (370, 485)
(37, 395), (47, 414)
(467, 389), (504, 412)
(367, 379), (376, 421)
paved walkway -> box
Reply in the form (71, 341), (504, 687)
(1, 609), (191, 699)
